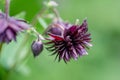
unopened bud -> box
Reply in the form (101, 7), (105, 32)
(49, 27), (62, 35)
(31, 40), (43, 57)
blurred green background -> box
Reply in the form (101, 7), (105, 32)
(0, 0), (120, 80)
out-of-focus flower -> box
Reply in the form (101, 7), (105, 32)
(46, 19), (92, 63)
(48, 1), (58, 7)
(0, 12), (29, 43)
(31, 40), (43, 57)
(44, 1), (58, 8)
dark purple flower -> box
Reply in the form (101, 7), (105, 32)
(0, 12), (29, 43)
(46, 19), (92, 63)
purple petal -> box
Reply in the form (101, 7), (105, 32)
(10, 18), (29, 29)
(72, 48), (78, 60)
(8, 22), (22, 32)
(83, 41), (92, 47)
(78, 19), (88, 33)
(15, 20), (29, 29)
(65, 52), (69, 61)
(69, 25), (77, 32)
(0, 20), (8, 34)
(0, 13), (4, 19)
(6, 29), (15, 40)
(4, 37), (10, 43)
(78, 45), (88, 55)
(61, 50), (66, 59)
(0, 33), (5, 42)
(48, 33), (63, 41)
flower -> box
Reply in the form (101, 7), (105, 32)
(46, 19), (92, 63)
(0, 12), (29, 43)
(31, 40), (43, 57)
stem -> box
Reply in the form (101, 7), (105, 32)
(51, 8), (61, 20)
(0, 65), (11, 80)
(30, 8), (47, 40)
(31, 7), (47, 25)
(9, 34), (30, 71)
(5, 0), (10, 19)
(75, 19), (79, 25)
(4, 70), (11, 80)
(0, 43), (3, 55)
(30, 27), (45, 40)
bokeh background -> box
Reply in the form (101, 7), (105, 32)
(0, 0), (120, 80)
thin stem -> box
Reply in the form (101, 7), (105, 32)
(0, 43), (3, 55)
(31, 7), (47, 25)
(51, 8), (61, 20)
(75, 19), (79, 25)
(30, 27), (45, 40)
(5, 0), (10, 19)
(9, 34), (30, 70)
(29, 7), (47, 40)
(4, 70), (11, 80)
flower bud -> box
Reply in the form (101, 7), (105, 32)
(49, 27), (62, 35)
(47, 21), (67, 35)
(31, 40), (43, 57)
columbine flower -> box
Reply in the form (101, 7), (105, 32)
(46, 19), (92, 63)
(0, 12), (29, 43)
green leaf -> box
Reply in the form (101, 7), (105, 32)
(0, 34), (29, 71)
(0, 0), (5, 4)
(15, 62), (30, 76)
(38, 17), (48, 29)
(14, 11), (26, 19)
(0, 9), (2, 12)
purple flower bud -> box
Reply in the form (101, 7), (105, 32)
(48, 21), (71, 35)
(31, 40), (43, 57)
(0, 12), (29, 43)
(49, 27), (61, 35)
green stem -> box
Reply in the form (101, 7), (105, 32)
(0, 43), (3, 55)
(51, 7), (61, 20)
(12, 34), (30, 67)
(31, 7), (47, 25)
(0, 65), (11, 80)
(5, 0), (10, 19)
(4, 71), (11, 80)
(30, 27), (45, 40)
